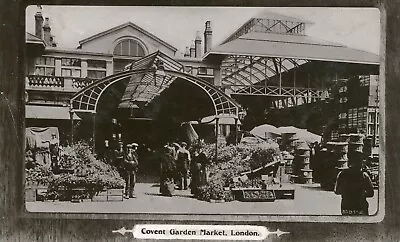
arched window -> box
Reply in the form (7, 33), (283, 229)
(113, 39), (146, 57)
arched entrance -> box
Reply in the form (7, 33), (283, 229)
(69, 51), (242, 180)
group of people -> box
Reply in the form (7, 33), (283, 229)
(109, 140), (210, 199)
(159, 141), (209, 197)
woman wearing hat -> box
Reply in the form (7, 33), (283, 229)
(124, 143), (139, 198)
(334, 150), (374, 215)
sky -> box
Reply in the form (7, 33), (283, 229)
(25, 6), (380, 55)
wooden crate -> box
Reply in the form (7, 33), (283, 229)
(236, 189), (276, 202)
(92, 189), (124, 202)
(274, 189), (295, 199)
(107, 189), (124, 201)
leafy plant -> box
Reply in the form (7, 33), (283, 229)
(197, 142), (280, 201)
(48, 141), (125, 200)
(25, 165), (54, 186)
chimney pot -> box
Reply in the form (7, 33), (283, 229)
(34, 9), (44, 39)
(195, 31), (202, 58)
(204, 21), (213, 54)
(190, 41), (195, 58)
(184, 46), (190, 57)
(43, 17), (52, 46)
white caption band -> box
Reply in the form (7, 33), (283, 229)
(114, 224), (289, 240)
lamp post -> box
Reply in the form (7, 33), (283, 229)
(69, 109), (74, 145)
(215, 117), (219, 161)
(153, 59), (166, 87)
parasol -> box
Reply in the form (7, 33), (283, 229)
(250, 124), (281, 139)
(277, 126), (321, 144)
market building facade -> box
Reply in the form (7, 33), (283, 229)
(25, 8), (380, 149)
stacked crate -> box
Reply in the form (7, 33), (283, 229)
(282, 152), (294, 183)
(335, 142), (349, 170)
(297, 143), (313, 184)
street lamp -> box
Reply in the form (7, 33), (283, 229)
(152, 59), (166, 87)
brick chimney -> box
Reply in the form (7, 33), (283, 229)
(43, 17), (52, 46)
(204, 21), (212, 53)
(34, 8), (44, 39)
(195, 31), (202, 58)
(184, 46), (190, 57)
(190, 41), (195, 58)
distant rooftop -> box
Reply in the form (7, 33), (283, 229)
(254, 10), (314, 24)
(221, 11), (313, 45)
(26, 32), (45, 46)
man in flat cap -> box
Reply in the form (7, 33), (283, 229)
(176, 141), (191, 190)
(124, 143), (139, 198)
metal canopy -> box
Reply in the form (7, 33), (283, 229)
(205, 32), (379, 65)
(70, 51), (241, 117)
(204, 32), (379, 105)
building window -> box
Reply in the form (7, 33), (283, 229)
(88, 60), (106, 69)
(113, 39), (146, 57)
(61, 69), (81, 77)
(61, 58), (82, 77)
(87, 70), (106, 79)
(86, 59), (107, 79)
(61, 58), (81, 67)
(197, 67), (214, 76)
(198, 67), (207, 75)
(359, 75), (370, 86)
(113, 59), (135, 74)
(34, 56), (55, 76)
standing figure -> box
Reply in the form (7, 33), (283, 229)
(334, 150), (374, 215)
(176, 142), (191, 190)
(124, 143), (139, 198)
(190, 146), (209, 196)
(103, 139), (111, 164)
(160, 144), (177, 196)
(113, 142), (125, 175)
(43, 133), (59, 170)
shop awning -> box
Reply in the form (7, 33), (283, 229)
(26, 105), (81, 120)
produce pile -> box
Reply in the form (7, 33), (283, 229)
(197, 141), (280, 202)
(25, 165), (54, 186)
(26, 141), (125, 201)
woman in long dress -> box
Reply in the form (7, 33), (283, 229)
(160, 144), (176, 196)
(190, 147), (209, 197)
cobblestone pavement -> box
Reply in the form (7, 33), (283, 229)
(26, 183), (379, 216)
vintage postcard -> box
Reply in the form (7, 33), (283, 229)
(23, 6), (382, 223)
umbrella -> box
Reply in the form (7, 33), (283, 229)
(250, 124), (281, 139)
(201, 114), (241, 125)
(277, 126), (321, 144)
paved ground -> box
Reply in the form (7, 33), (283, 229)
(26, 183), (379, 215)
